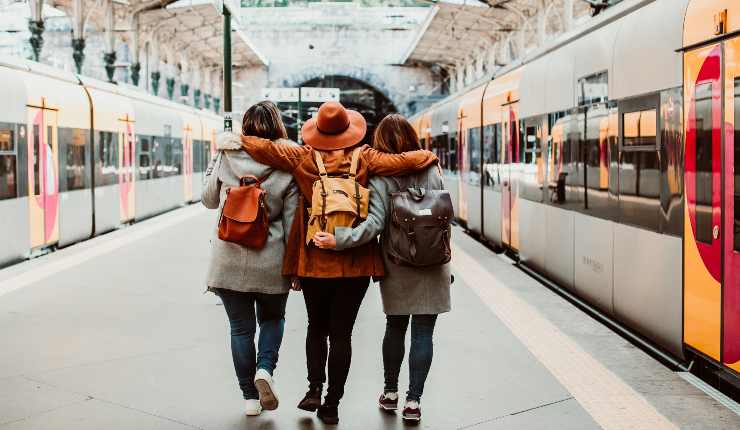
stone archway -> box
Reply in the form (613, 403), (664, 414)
(293, 75), (397, 146)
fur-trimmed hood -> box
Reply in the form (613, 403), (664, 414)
(215, 133), (298, 179)
(217, 132), (293, 151)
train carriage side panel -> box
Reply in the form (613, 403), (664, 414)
(569, 13), (619, 315)
(518, 55), (549, 272)
(610, 0), (687, 359)
(78, 78), (137, 234)
(542, 43), (577, 291)
(459, 85), (487, 236)
(195, 112), (221, 201)
(20, 61), (92, 249)
(178, 109), (201, 203)
(431, 99), (462, 221)
(0, 61), (31, 266)
(131, 97), (184, 220)
(482, 72), (520, 249)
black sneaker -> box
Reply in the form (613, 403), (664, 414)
(402, 400), (421, 422)
(317, 404), (339, 425)
(297, 387), (322, 412)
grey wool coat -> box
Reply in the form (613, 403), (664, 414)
(202, 138), (299, 294)
(334, 166), (451, 315)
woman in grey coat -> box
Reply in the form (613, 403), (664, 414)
(313, 114), (451, 423)
(203, 101), (299, 417)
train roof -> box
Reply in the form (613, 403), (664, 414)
(412, 0), (691, 121)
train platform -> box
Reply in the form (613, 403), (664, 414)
(0, 205), (738, 430)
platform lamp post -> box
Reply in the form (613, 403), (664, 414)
(222, 1), (233, 132)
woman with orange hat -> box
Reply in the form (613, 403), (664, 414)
(218, 101), (438, 424)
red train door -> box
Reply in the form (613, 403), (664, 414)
(722, 35), (740, 373)
(685, 37), (740, 372)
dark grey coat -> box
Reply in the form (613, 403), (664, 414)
(334, 166), (451, 315)
(202, 138), (299, 294)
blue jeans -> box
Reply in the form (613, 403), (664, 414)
(383, 314), (438, 402)
(218, 289), (288, 400)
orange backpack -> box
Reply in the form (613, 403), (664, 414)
(218, 174), (271, 249)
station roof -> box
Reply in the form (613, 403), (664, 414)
(403, 0), (544, 66)
(50, 0), (267, 69)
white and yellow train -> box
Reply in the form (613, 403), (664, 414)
(0, 56), (221, 266)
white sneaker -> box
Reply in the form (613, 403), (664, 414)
(402, 400), (421, 421)
(254, 368), (279, 411)
(245, 399), (262, 416)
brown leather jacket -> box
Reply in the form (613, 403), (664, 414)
(240, 135), (439, 279)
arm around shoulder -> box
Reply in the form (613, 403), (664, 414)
(334, 176), (389, 251)
(240, 135), (308, 172)
(364, 146), (438, 177)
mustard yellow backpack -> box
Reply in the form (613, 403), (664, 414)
(306, 148), (370, 244)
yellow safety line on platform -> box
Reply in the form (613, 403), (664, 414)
(0, 206), (206, 298)
(453, 244), (677, 430)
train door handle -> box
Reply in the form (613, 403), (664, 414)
(713, 225), (719, 240)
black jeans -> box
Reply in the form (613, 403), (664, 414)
(217, 289), (288, 400)
(301, 277), (369, 405)
(383, 314), (438, 402)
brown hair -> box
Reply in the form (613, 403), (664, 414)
(372, 113), (421, 154)
(242, 101), (288, 140)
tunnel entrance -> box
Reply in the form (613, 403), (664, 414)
(280, 75), (397, 146)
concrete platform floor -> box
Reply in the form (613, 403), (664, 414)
(0, 204), (737, 430)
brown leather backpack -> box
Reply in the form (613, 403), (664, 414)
(305, 148), (370, 244)
(388, 185), (453, 267)
(218, 174), (271, 249)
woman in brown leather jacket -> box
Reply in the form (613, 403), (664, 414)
(220, 101), (437, 424)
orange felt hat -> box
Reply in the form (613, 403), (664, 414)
(301, 102), (367, 150)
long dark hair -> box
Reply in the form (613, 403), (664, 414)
(372, 113), (421, 154)
(242, 101), (288, 140)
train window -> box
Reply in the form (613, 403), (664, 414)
(193, 140), (202, 173)
(172, 139), (183, 176)
(659, 88), (683, 236)
(524, 125), (537, 164)
(449, 135), (458, 172)
(578, 71), (608, 106)
(98, 131), (118, 186)
(623, 109), (657, 147)
(467, 127), (482, 178)
(483, 124), (499, 187)
(734, 78), (740, 251)
(139, 137), (151, 180)
(584, 104), (610, 217)
(64, 128), (87, 191)
(618, 149), (661, 231)
(32, 124), (40, 195)
(0, 127), (17, 200)
(695, 82), (713, 244)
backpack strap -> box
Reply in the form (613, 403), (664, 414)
(314, 150), (328, 176)
(350, 147), (362, 217)
(313, 151), (329, 230)
(349, 147), (361, 177)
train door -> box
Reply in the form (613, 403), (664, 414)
(183, 124), (193, 202)
(501, 102), (519, 250)
(684, 40), (733, 367)
(26, 100), (59, 250)
(722, 35), (740, 373)
(457, 112), (468, 223)
(118, 114), (135, 223)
